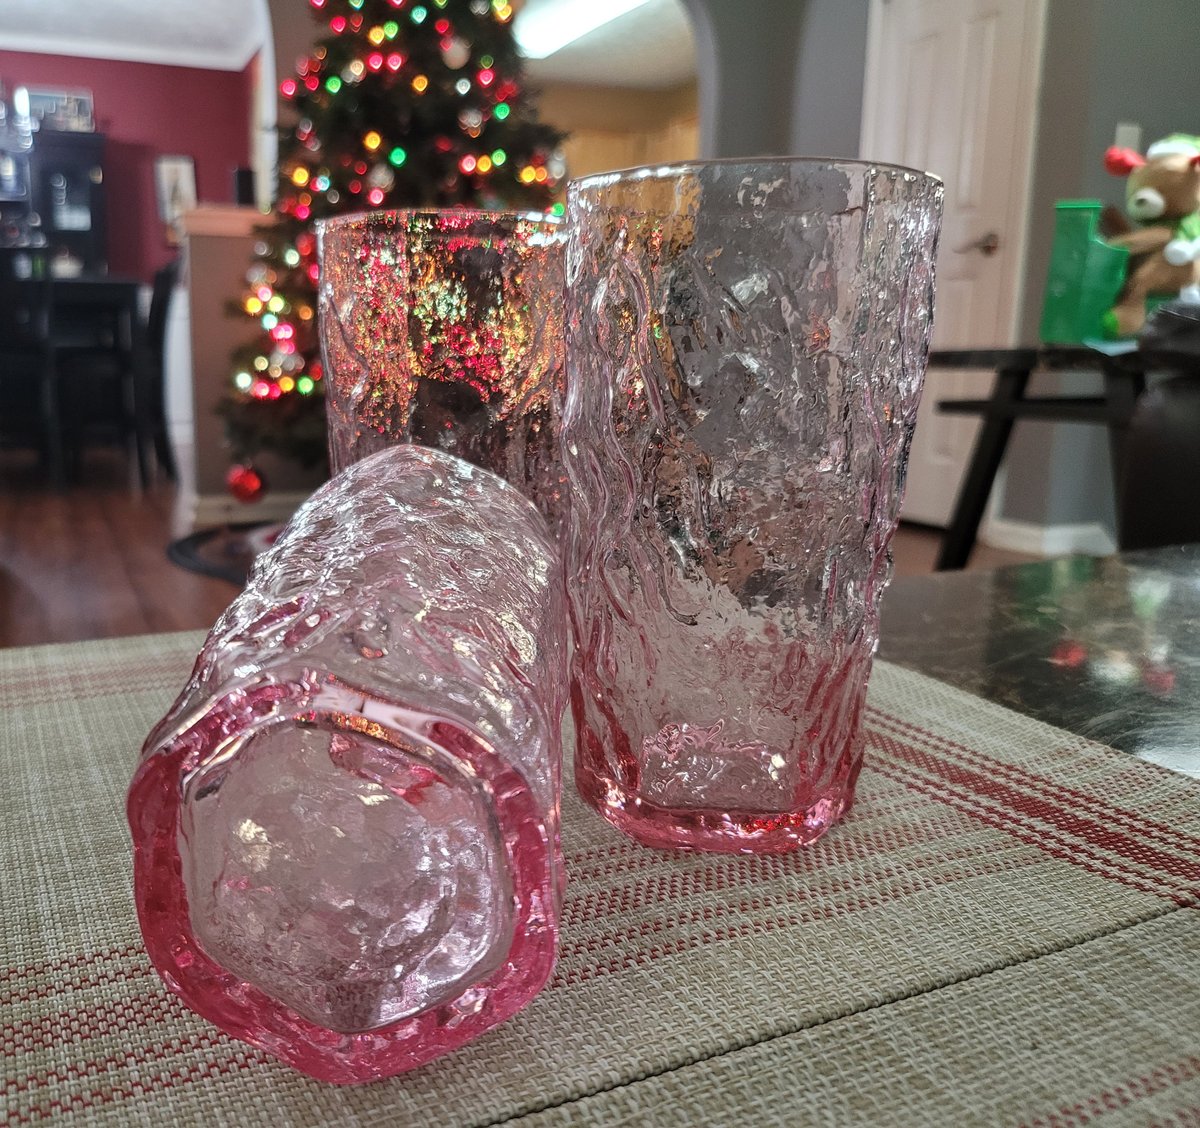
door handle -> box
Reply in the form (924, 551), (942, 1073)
(955, 231), (1000, 256)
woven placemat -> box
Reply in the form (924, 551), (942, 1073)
(2, 634), (1199, 1126)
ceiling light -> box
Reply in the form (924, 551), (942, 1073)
(514, 0), (653, 59)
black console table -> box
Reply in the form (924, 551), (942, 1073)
(929, 345), (1200, 570)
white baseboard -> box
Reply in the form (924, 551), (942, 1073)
(179, 490), (316, 534)
(979, 516), (1117, 558)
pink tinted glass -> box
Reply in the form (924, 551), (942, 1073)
(563, 158), (943, 853)
(318, 209), (567, 521)
(127, 446), (566, 1083)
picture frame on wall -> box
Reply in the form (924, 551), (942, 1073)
(155, 154), (197, 245)
(21, 87), (95, 132)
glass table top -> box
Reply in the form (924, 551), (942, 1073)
(879, 543), (1200, 777)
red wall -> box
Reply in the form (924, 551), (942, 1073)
(0, 51), (254, 281)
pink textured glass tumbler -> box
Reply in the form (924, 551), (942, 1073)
(127, 446), (566, 1084)
(318, 209), (566, 519)
(563, 159), (943, 854)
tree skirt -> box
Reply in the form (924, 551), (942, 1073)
(166, 523), (280, 586)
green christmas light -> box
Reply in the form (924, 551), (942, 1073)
(349, 0), (364, 8)
(551, 201), (565, 217)
(494, 102), (510, 120)
(326, 75), (342, 94)
(412, 5), (427, 22)
(297, 376), (315, 395)
(491, 148), (506, 165)
(480, 54), (494, 67)
(384, 20), (399, 37)
(389, 146), (408, 167)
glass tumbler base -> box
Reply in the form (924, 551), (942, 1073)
(129, 700), (560, 1084)
(574, 761), (861, 855)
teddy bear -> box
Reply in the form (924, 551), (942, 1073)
(1103, 134), (1200, 337)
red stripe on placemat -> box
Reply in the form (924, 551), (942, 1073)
(3, 1028), (260, 1098)
(1, 962), (155, 1006)
(565, 794), (944, 896)
(869, 750), (1181, 902)
(563, 815), (1001, 930)
(7, 1050), (267, 1125)
(868, 707), (1200, 857)
(554, 844), (1042, 987)
(873, 728), (1200, 897)
(3, 991), (184, 1055)
(554, 916), (788, 988)
(0, 944), (145, 987)
(1019, 1053), (1200, 1128)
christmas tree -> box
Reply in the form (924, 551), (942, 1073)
(220, 0), (565, 500)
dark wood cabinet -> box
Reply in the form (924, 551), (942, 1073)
(29, 132), (107, 273)
(0, 131), (107, 274)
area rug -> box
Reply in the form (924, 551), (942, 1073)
(165, 523), (279, 586)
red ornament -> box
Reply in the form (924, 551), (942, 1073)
(1049, 639), (1088, 669)
(1141, 662), (1176, 696)
(226, 464), (267, 504)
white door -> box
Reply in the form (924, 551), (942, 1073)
(861, 0), (1046, 526)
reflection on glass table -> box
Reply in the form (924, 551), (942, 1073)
(879, 543), (1200, 777)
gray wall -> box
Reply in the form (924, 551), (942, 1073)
(681, 0), (867, 160)
(789, 0), (869, 158)
(1003, 0), (1200, 533)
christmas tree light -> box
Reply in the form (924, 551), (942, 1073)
(219, 0), (565, 489)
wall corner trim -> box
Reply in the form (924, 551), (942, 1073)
(980, 516), (1117, 558)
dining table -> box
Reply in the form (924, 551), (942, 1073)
(0, 269), (143, 486)
(3, 545), (1199, 1125)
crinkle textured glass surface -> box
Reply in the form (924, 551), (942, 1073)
(318, 209), (566, 520)
(563, 158), (943, 853)
(127, 446), (566, 1084)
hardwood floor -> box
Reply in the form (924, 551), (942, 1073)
(890, 522), (1039, 577)
(0, 447), (1040, 649)
(0, 450), (234, 648)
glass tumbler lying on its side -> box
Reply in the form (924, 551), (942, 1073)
(318, 209), (567, 521)
(127, 446), (566, 1084)
(564, 158), (943, 854)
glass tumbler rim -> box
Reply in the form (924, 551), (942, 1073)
(316, 206), (563, 238)
(568, 154), (942, 198)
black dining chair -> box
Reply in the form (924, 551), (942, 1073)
(51, 278), (142, 484)
(0, 248), (61, 480)
(135, 258), (180, 483)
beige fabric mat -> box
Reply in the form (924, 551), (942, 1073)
(2, 632), (1199, 1126)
